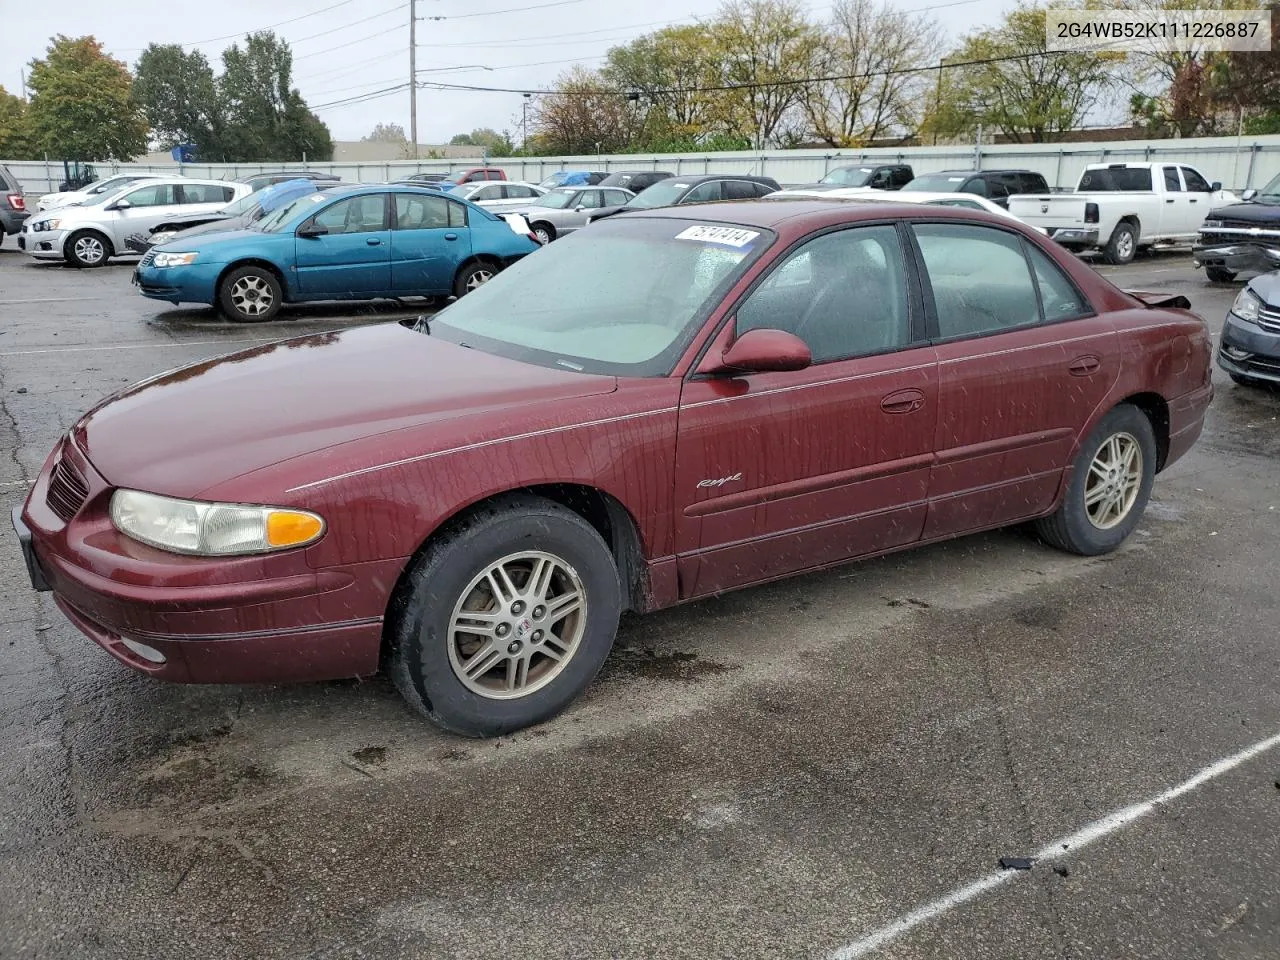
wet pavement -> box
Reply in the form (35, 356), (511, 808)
(1, 247), (1278, 959)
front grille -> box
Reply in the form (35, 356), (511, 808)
(46, 456), (89, 522)
(139, 249), (157, 268)
(1245, 355), (1280, 375)
(1200, 220), (1280, 245)
(1258, 306), (1280, 334)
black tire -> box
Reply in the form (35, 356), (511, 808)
(453, 260), (497, 298)
(1034, 404), (1157, 556)
(64, 229), (112, 268)
(1206, 266), (1238, 283)
(1102, 222), (1137, 265)
(218, 265), (283, 322)
(530, 222), (555, 244)
(389, 494), (622, 737)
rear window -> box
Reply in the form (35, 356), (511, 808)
(1078, 167), (1153, 191)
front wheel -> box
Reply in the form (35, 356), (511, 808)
(1206, 266), (1238, 283)
(65, 230), (111, 268)
(1102, 222), (1137, 265)
(1034, 404), (1156, 556)
(453, 261), (496, 297)
(218, 265), (282, 322)
(390, 495), (621, 737)
(530, 222), (555, 244)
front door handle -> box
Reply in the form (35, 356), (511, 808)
(1069, 355), (1101, 376)
(444, 233), (458, 241)
(881, 388), (926, 414)
(366, 237), (382, 246)
(1190, 198), (1198, 203)
(1165, 197), (1175, 203)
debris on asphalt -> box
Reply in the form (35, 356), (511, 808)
(1053, 865), (1071, 878)
(15, 387), (26, 394)
(999, 857), (1034, 870)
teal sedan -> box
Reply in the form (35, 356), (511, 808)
(133, 184), (540, 322)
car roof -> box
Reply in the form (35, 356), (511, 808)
(670, 174), (776, 184)
(917, 169), (1041, 176)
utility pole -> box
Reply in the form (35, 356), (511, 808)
(522, 93), (531, 148)
(20, 68), (27, 99)
(409, 0), (418, 160)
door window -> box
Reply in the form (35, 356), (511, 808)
(576, 190), (603, 209)
(395, 194), (464, 229)
(1163, 166), (1183, 191)
(312, 195), (387, 234)
(914, 223), (1041, 338)
(723, 180), (758, 200)
(120, 183), (178, 207)
(893, 168), (914, 187)
(962, 178), (988, 197)
(473, 185), (503, 201)
(736, 225), (911, 362)
(604, 189), (631, 205)
(1181, 166), (1212, 192)
(180, 183), (235, 204)
(506, 184), (538, 199)
(1026, 244), (1090, 320)
(684, 181), (723, 203)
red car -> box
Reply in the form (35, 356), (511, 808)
(452, 167), (506, 184)
(14, 201), (1213, 736)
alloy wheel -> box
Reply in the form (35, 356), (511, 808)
(1084, 432), (1143, 530)
(230, 275), (275, 317)
(447, 551), (587, 700)
(1116, 231), (1134, 260)
(466, 268), (494, 292)
(74, 235), (105, 265)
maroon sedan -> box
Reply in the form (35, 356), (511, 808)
(14, 200), (1213, 736)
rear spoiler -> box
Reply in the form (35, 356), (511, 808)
(1126, 290), (1192, 310)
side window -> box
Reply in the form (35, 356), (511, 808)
(723, 180), (757, 201)
(1181, 166), (1212, 192)
(120, 184), (177, 207)
(395, 193), (456, 230)
(736, 225), (911, 363)
(914, 223), (1041, 339)
(447, 200), (467, 227)
(605, 189), (631, 205)
(180, 183), (233, 204)
(1026, 243), (1090, 320)
(507, 184), (538, 199)
(985, 179), (1010, 200)
(963, 178), (988, 197)
(684, 181), (723, 203)
(894, 168), (914, 187)
(1163, 166), (1183, 192)
(474, 185), (501, 201)
(577, 191), (604, 209)
(312, 195), (387, 234)
(486, 170), (503, 180)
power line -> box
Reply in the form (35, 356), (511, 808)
(413, 17), (700, 47)
(115, 0), (361, 51)
(290, 3), (408, 44)
(294, 24), (405, 61)
(437, 0), (590, 19)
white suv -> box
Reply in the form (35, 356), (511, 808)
(19, 178), (251, 267)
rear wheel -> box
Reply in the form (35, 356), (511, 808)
(453, 260), (496, 297)
(1034, 404), (1156, 556)
(1206, 266), (1238, 282)
(531, 222), (555, 244)
(1102, 222), (1137, 265)
(390, 495), (621, 737)
(218, 265), (282, 322)
(65, 230), (111, 268)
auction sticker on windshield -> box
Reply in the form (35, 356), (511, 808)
(675, 225), (761, 247)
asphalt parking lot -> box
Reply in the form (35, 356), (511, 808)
(1, 245), (1278, 960)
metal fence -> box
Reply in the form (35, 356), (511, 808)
(7, 132), (1280, 198)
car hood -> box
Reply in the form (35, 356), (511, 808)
(1207, 200), (1280, 223)
(1246, 271), (1280, 305)
(72, 323), (617, 498)
(161, 228), (282, 252)
(161, 215), (248, 241)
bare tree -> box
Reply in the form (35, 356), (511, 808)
(529, 66), (646, 155)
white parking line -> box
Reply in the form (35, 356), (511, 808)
(0, 338), (276, 358)
(828, 729), (1280, 959)
(0, 297), (104, 305)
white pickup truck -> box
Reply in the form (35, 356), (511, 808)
(1008, 162), (1231, 264)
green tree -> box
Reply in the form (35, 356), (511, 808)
(218, 31), (333, 162)
(365, 121), (409, 143)
(0, 86), (38, 159)
(133, 43), (223, 155)
(602, 26), (724, 143)
(925, 4), (1118, 143)
(530, 67), (646, 155)
(449, 127), (514, 155)
(26, 35), (148, 160)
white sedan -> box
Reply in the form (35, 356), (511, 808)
(446, 181), (547, 211)
(37, 174), (162, 212)
(773, 187), (1049, 235)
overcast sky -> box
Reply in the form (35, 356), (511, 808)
(4, 0), (1020, 144)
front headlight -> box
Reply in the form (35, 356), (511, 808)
(110, 489), (325, 556)
(34, 218), (60, 232)
(149, 231), (177, 245)
(152, 251), (198, 267)
(1231, 287), (1262, 323)
(1202, 220), (1223, 229)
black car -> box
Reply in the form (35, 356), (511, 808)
(232, 171), (342, 193)
(1194, 173), (1280, 282)
(587, 174), (781, 224)
(400, 173), (452, 183)
(0, 163), (29, 246)
(789, 163), (914, 192)
(597, 170), (675, 193)
(901, 169), (1050, 209)
(1218, 273), (1280, 386)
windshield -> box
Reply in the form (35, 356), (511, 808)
(535, 189), (577, 209)
(624, 180), (689, 209)
(1254, 172), (1280, 201)
(538, 173), (568, 188)
(257, 192), (327, 231)
(217, 193), (259, 218)
(1078, 167), (1153, 191)
(820, 167), (874, 187)
(904, 174), (972, 192)
(430, 218), (771, 376)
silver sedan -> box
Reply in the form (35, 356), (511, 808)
(508, 186), (636, 243)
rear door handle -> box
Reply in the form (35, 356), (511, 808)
(1165, 198), (1175, 203)
(1190, 198), (1198, 203)
(444, 233), (458, 241)
(366, 237), (382, 245)
(881, 388), (926, 414)
(1069, 355), (1101, 376)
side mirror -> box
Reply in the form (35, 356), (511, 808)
(1243, 188), (1258, 201)
(575, 205), (586, 212)
(297, 222), (329, 238)
(701, 328), (812, 375)
(110, 198), (132, 211)
(1211, 180), (1222, 192)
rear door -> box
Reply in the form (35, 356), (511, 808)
(390, 192), (470, 295)
(910, 221), (1118, 538)
(294, 193), (391, 297)
(674, 223), (938, 598)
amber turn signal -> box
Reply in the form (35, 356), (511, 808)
(266, 510), (326, 548)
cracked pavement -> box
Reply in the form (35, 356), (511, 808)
(1, 249), (1278, 959)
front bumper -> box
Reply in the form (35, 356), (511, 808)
(1047, 227), (1100, 246)
(16, 438), (391, 684)
(1218, 311), (1280, 383)
(132, 261), (219, 305)
(1192, 241), (1280, 274)
(18, 225), (69, 259)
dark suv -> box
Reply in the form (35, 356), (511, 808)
(588, 173), (781, 223)
(901, 169), (1050, 208)
(598, 170), (675, 193)
(795, 163), (914, 192)
(0, 164), (30, 246)
(233, 171), (341, 193)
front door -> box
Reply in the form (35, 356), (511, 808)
(1161, 165), (1194, 237)
(106, 182), (181, 247)
(910, 221), (1119, 538)
(390, 193), (471, 295)
(294, 193), (391, 297)
(674, 223), (938, 599)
